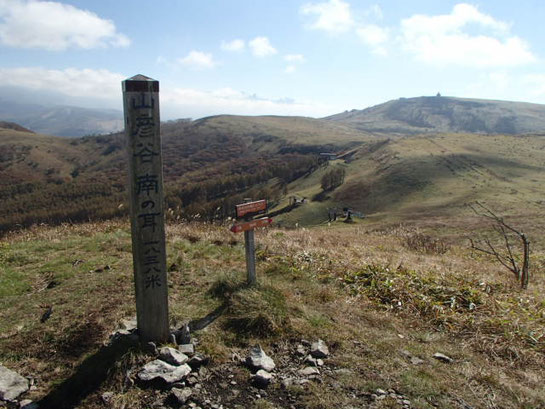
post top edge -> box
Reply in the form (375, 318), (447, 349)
(124, 74), (157, 82)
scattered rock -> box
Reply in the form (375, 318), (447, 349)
(0, 365), (29, 402)
(170, 387), (192, 405)
(146, 342), (159, 355)
(179, 344), (195, 356)
(310, 339), (329, 358)
(175, 324), (191, 345)
(375, 388), (387, 395)
(187, 353), (209, 370)
(253, 370), (273, 388)
(304, 354), (319, 367)
(170, 333), (177, 345)
(433, 352), (453, 363)
(159, 347), (189, 366)
(101, 392), (114, 404)
(138, 360), (191, 384)
(296, 344), (306, 356)
(298, 366), (320, 376)
(411, 356), (425, 365)
(120, 318), (137, 331)
(281, 378), (295, 388)
(246, 345), (275, 372)
(19, 400), (38, 409)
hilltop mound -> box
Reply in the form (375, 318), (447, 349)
(0, 121), (33, 133)
(326, 96), (545, 135)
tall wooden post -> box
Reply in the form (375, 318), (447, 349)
(122, 74), (169, 343)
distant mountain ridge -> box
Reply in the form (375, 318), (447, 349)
(0, 121), (33, 133)
(325, 96), (545, 135)
(0, 100), (123, 137)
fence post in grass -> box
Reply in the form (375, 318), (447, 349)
(122, 74), (169, 343)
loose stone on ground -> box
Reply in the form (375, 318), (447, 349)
(0, 364), (29, 402)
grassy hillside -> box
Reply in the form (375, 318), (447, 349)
(326, 96), (545, 135)
(279, 133), (545, 237)
(0, 220), (543, 408)
(0, 117), (372, 233)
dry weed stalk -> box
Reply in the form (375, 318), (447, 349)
(468, 202), (530, 289)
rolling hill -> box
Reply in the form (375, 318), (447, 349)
(326, 96), (545, 135)
(3, 95), (545, 233)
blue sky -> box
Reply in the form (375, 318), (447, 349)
(1, 0), (545, 119)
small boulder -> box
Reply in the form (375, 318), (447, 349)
(138, 360), (191, 384)
(433, 352), (453, 363)
(253, 370), (273, 388)
(298, 366), (320, 376)
(159, 347), (189, 366)
(187, 353), (209, 370)
(0, 365), (29, 402)
(310, 340), (329, 358)
(178, 344), (195, 356)
(19, 400), (38, 409)
(304, 355), (319, 367)
(246, 345), (275, 372)
(171, 387), (192, 405)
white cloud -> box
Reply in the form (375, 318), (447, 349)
(285, 65), (296, 74)
(0, 0), (129, 50)
(249, 36), (277, 57)
(0, 66), (339, 118)
(0, 66), (125, 99)
(300, 0), (353, 34)
(400, 3), (535, 68)
(161, 86), (336, 118)
(178, 51), (217, 69)
(221, 39), (245, 52)
(284, 54), (306, 63)
(356, 25), (389, 55)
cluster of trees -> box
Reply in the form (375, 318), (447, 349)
(321, 167), (346, 191)
(0, 120), (324, 233)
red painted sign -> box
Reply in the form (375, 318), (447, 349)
(230, 217), (273, 233)
(236, 200), (267, 218)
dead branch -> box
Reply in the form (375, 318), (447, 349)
(468, 202), (530, 289)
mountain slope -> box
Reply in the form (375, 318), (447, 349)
(0, 101), (123, 137)
(326, 96), (545, 135)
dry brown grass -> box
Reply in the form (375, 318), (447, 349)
(0, 218), (543, 408)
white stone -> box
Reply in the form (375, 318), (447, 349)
(298, 366), (320, 376)
(178, 344), (195, 356)
(0, 365), (29, 402)
(138, 360), (191, 384)
(159, 347), (189, 366)
(433, 352), (453, 363)
(171, 387), (192, 404)
(253, 370), (273, 387)
(246, 345), (275, 372)
(310, 339), (329, 358)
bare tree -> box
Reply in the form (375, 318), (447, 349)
(468, 202), (530, 289)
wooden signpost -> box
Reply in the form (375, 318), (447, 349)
(231, 200), (272, 285)
(122, 74), (169, 343)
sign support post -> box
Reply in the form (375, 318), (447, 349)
(230, 199), (271, 286)
(244, 229), (256, 285)
(122, 74), (169, 343)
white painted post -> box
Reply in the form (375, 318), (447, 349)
(122, 74), (169, 343)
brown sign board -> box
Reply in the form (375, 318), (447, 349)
(230, 217), (272, 233)
(236, 200), (267, 219)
